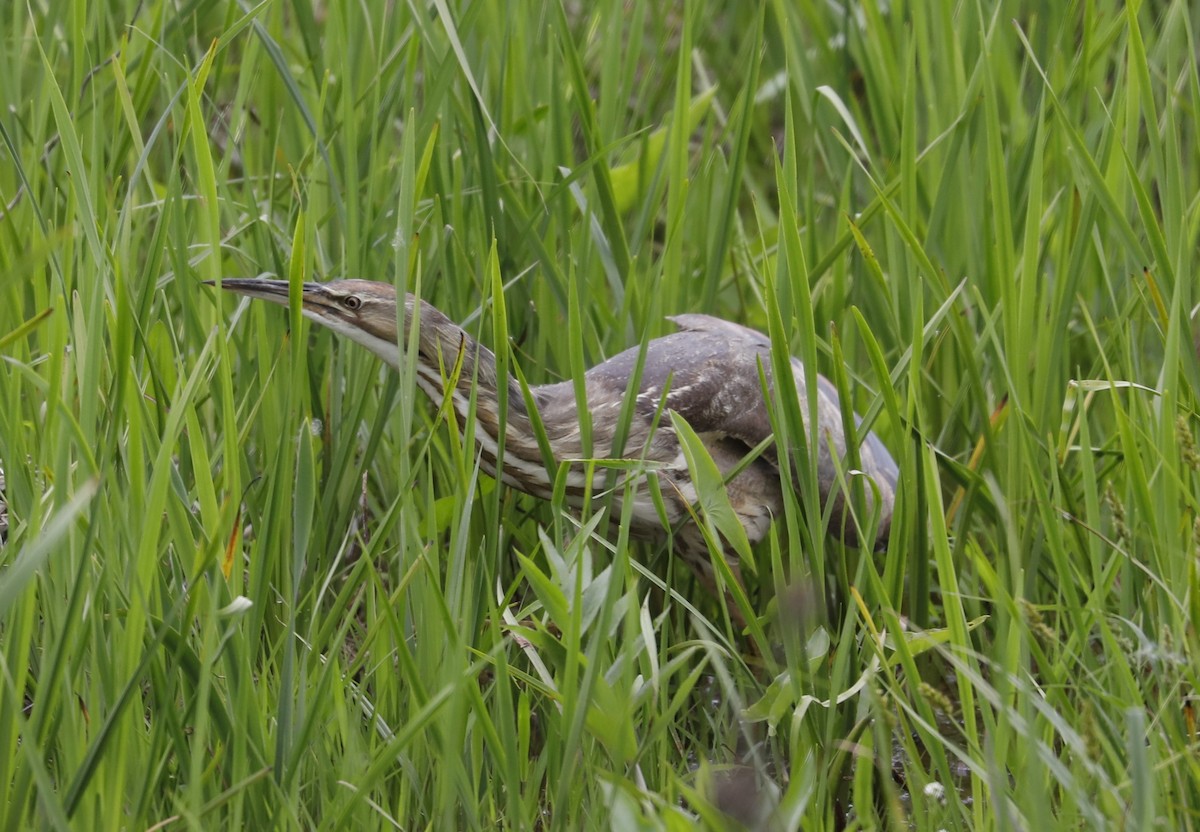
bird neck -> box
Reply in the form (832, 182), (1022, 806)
(403, 295), (502, 392)
(402, 297), (545, 482)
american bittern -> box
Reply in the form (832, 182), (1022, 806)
(211, 278), (898, 602)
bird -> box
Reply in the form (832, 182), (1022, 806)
(209, 277), (898, 611)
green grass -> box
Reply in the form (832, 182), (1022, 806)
(2, 0), (1199, 828)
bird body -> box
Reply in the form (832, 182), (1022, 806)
(213, 278), (898, 592)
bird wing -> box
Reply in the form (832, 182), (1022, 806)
(665, 313), (770, 347)
(662, 314), (897, 482)
(660, 314), (898, 546)
(569, 312), (897, 546)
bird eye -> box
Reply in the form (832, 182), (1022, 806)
(342, 295), (363, 311)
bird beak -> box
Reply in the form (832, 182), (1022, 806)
(203, 276), (338, 316)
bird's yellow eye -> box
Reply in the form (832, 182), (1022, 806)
(342, 295), (363, 311)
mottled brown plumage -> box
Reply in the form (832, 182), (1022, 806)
(210, 278), (898, 600)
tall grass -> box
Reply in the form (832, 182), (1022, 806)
(2, 0), (1198, 828)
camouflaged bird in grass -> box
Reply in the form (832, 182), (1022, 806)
(211, 278), (899, 606)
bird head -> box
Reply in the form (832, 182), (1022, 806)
(208, 277), (404, 368)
